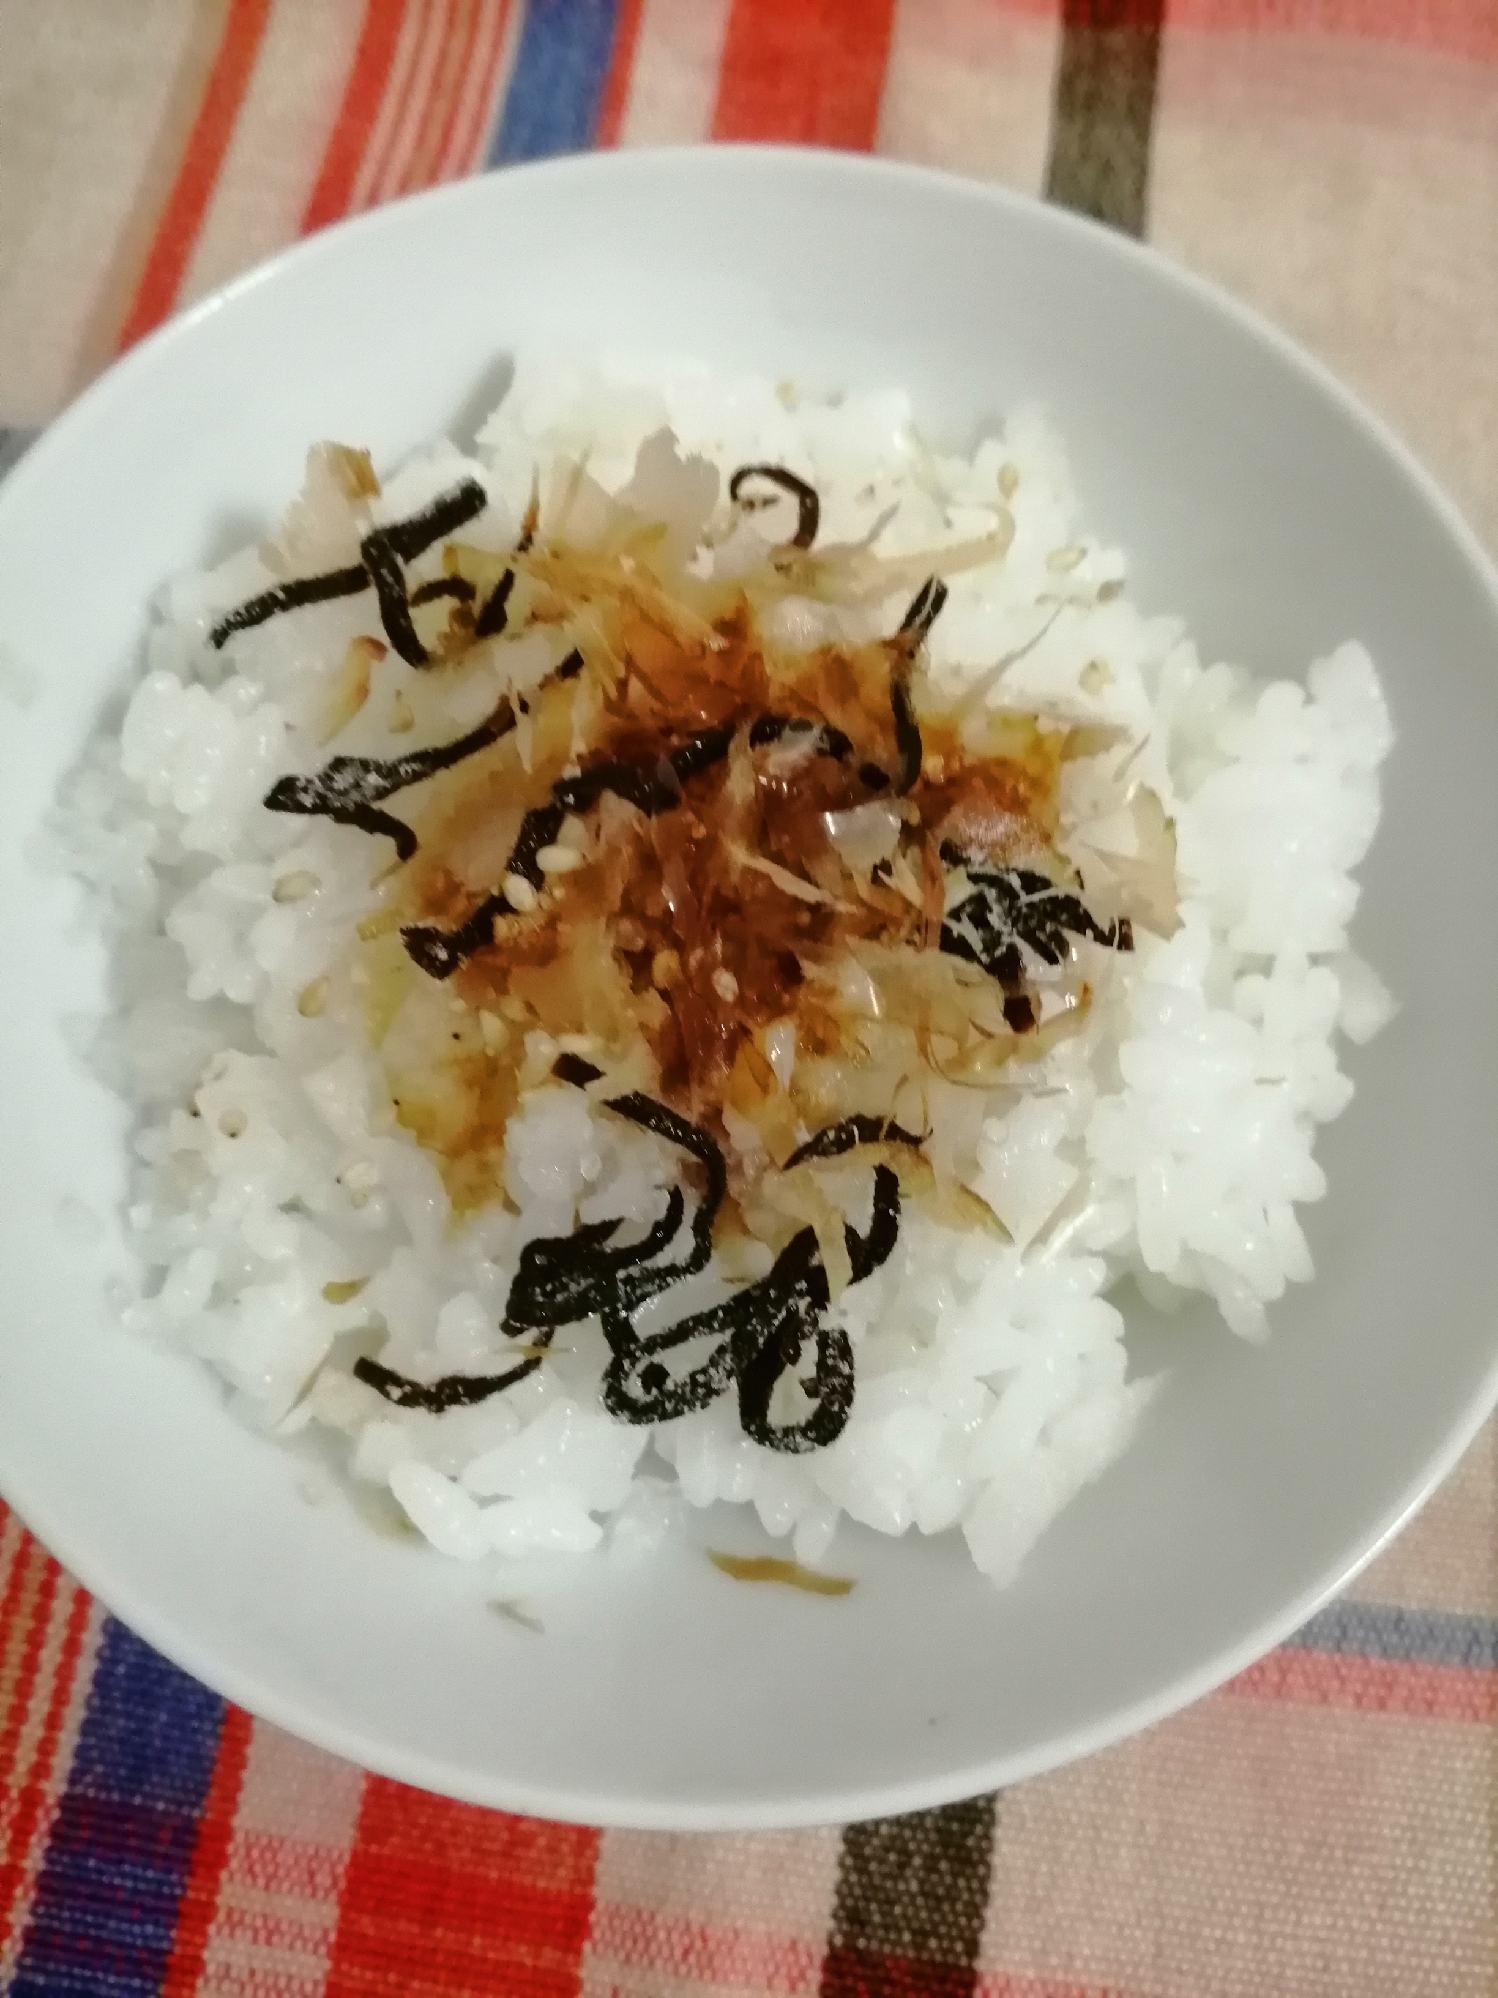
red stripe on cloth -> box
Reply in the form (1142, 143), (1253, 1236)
(589, 1898), (822, 1992)
(595, 0), (647, 146)
(1224, 1646), (1498, 1721)
(303, 0), (411, 232)
(711, 0), (897, 149)
(115, 0), (276, 349)
(820, 1947), (978, 1998)
(324, 1779), (600, 1997)
(158, 1703), (255, 1998)
(0, 1580), (89, 1960)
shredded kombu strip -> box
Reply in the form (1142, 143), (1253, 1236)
(728, 463), (820, 549)
(209, 565), (370, 648)
(262, 642), (587, 869)
(939, 850), (1133, 989)
(360, 480), (490, 665)
(263, 700), (516, 863)
(784, 1115), (924, 1168)
(209, 477), (490, 655)
(352, 1090), (900, 1453)
(410, 576), (476, 606)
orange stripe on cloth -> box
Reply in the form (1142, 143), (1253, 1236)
(323, 1779), (601, 1998)
(192, 1722), (365, 1998)
(587, 1900), (822, 1993)
(976, 1977), (1132, 1998)
(596, 0), (648, 145)
(1224, 1645), (1498, 1721)
(115, 0), (276, 350)
(441, 0), (518, 177)
(362, 0), (453, 207)
(396, 0), (486, 195)
(1161, 0), (1497, 63)
(711, 0), (898, 148)
(158, 1704), (255, 1998)
(304, 0), (412, 233)
(0, 1542), (58, 1813)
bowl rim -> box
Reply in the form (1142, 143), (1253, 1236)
(5, 141), (1498, 1829)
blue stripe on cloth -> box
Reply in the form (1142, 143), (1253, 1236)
(9, 1619), (225, 1997)
(0, 426), (37, 480)
(1286, 1600), (1498, 1671)
(487, 0), (622, 164)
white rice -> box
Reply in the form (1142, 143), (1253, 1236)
(55, 358), (1394, 1584)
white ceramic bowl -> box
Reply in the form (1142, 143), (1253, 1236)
(3, 147), (1496, 1831)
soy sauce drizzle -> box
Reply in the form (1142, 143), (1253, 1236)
(396, 572), (947, 982)
(401, 725), (739, 979)
(729, 463), (820, 549)
(353, 1085), (899, 1453)
(263, 700), (516, 864)
(209, 478), (489, 655)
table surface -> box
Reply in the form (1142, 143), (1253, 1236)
(1, 3), (1494, 1994)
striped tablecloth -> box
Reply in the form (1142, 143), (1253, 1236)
(1, 4), (1494, 1992)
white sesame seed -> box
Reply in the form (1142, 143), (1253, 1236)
(504, 873), (538, 912)
(272, 869), (319, 903)
(536, 844), (583, 875)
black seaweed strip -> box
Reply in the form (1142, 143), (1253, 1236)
(890, 674), (922, 793)
(402, 892), (509, 979)
(728, 463), (820, 549)
(352, 1347), (542, 1413)
(473, 568), (516, 639)
(784, 1117), (923, 1168)
(899, 575), (949, 642)
(506, 802), (567, 889)
(359, 480), (489, 667)
(502, 1192), (688, 1335)
(409, 576), (476, 606)
(552, 1051), (604, 1087)
(749, 713), (850, 763)
(209, 564), (369, 649)
(361, 534), (427, 666)
(555, 647), (584, 680)
(263, 701), (516, 861)
(845, 1164), (900, 1284)
(603, 1091), (727, 1285)
(379, 479), (489, 563)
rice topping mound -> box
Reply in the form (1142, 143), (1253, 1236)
(58, 360), (1394, 1582)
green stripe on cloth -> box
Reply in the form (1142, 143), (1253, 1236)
(1045, 0), (1165, 235)
(820, 1795), (997, 1996)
